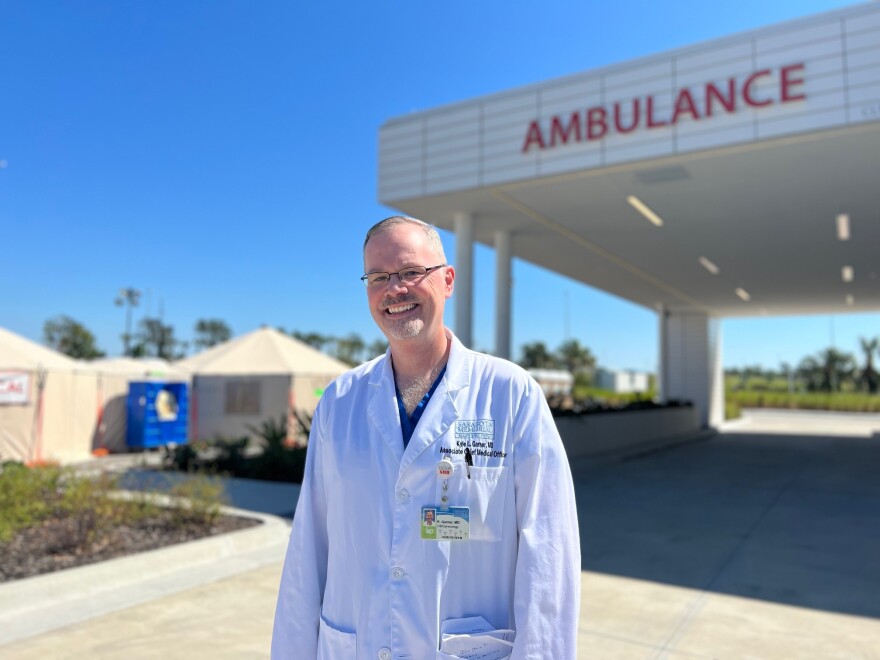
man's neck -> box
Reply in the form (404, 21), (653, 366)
(389, 329), (450, 383)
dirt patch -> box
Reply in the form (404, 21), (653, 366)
(0, 512), (261, 583)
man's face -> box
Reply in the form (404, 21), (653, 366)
(363, 223), (454, 344)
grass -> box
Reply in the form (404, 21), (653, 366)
(0, 461), (226, 546)
(725, 390), (880, 416)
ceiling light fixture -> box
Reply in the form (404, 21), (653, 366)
(846, 294), (855, 306)
(842, 265), (854, 282)
(836, 214), (850, 241)
(698, 257), (720, 274)
(626, 195), (664, 227)
(735, 288), (750, 301)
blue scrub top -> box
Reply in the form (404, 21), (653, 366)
(395, 365), (447, 449)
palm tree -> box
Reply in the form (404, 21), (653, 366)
(817, 347), (856, 392)
(556, 339), (596, 375)
(519, 341), (559, 370)
(858, 337), (879, 394)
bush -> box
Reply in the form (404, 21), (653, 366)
(0, 462), (228, 551)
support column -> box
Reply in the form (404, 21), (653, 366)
(494, 230), (512, 359)
(657, 309), (723, 427)
(453, 212), (474, 347)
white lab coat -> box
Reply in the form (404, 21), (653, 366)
(272, 331), (580, 659)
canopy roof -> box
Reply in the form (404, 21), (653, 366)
(0, 326), (83, 371)
(174, 327), (350, 376)
(88, 357), (187, 379)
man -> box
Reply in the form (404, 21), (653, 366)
(272, 216), (580, 659)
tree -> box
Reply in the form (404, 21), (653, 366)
(43, 316), (105, 359)
(818, 347), (856, 392)
(291, 330), (330, 351)
(333, 333), (365, 366)
(194, 319), (232, 349)
(858, 337), (879, 394)
(366, 338), (389, 359)
(136, 317), (180, 360)
(519, 341), (559, 370)
(555, 339), (596, 375)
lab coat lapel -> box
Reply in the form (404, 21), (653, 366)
(367, 352), (404, 463)
(400, 332), (471, 473)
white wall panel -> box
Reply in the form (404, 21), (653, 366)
(757, 107), (847, 139)
(381, 119), (422, 141)
(482, 162), (538, 187)
(675, 57), (755, 87)
(540, 96), (599, 118)
(848, 82), (880, 105)
(847, 45), (880, 70)
(847, 64), (880, 87)
(425, 174), (478, 195)
(677, 41), (753, 73)
(756, 38), (843, 68)
(540, 77), (602, 105)
(845, 29), (880, 52)
(675, 111), (756, 137)
(605, 137), (675, 166)
(846, 11), (880, 34)
(676, 123), (755, 152)
(756, 22), (842, 54)
(604, 60), (673, 91)
(538, 149), (602, 176)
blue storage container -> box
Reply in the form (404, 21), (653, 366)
(126, 381), (189, 449)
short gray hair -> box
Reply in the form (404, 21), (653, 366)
(363, 216), (447, 263)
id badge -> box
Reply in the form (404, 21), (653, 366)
(421, 505), (470, 541)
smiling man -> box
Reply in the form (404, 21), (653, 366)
(272, 216), (580, 659)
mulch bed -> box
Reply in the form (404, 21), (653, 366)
(0, 512), (261, 583)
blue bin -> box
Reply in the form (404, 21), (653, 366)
(126, 381), (189, 449)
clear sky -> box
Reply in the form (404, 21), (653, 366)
(1, 0), (876, 372)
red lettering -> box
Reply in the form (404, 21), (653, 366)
(549, 112), (582, 146)
(671, 88), (700, 124)
(743, 69), (773, 107)
(780, 63), (806, 102)
(705, 79), (736, 116)
(613, 99), (640, 133)
(646, 96), (668, 128)
(521, 120), (546, 153)
(586, 107), (608, 140)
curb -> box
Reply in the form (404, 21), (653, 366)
(0, 506), (291, 646)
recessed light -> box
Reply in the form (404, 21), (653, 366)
(626, 195), (664, 227)
(846, 294), (854, 306)
(735, 288), (750, 301)
(698, 257), (720, 274)
(836, 214), (850, 241)
(842, 266), (854, 282)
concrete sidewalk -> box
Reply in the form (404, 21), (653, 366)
(3, 420), (880, 658)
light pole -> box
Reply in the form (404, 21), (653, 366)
(115, 287), (141, 355)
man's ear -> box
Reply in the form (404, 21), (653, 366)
(444, 265), (455, 298)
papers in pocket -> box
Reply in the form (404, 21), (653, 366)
(440, 616), (515, 659)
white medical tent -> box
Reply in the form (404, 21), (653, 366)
(88, 357), (189, 453)
(0, 326), (99, 464)
(175, 327), (349, 444)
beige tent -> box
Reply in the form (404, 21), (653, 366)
(87, 357), (189, 453)
(0, 327), (99, 464)
(175, 327), (349, 444)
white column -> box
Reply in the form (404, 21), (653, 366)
(453, 212), (474, 347)
(658, 309), (723, 427)
(657, 303), (668, 402)
(494, 230), (512, 359)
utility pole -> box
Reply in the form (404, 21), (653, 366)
(115, 287), (142, 355)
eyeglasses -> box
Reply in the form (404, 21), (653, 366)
(360, 264), (446, 288)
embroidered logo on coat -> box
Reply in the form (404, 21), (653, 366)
(454, 419), (495, 442)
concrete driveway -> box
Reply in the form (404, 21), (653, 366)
(2, 409), (879, 658)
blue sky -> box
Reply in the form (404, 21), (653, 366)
(1, 0), (876, 372)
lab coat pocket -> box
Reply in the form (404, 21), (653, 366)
(438, 465), (509, 542)
(317, 614), (357, 660)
